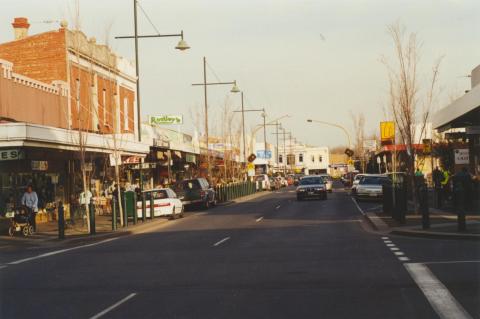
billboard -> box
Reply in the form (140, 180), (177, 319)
(149, 115), (183, 125)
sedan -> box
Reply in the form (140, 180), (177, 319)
(355, 175), (389, 201)
(137, 188), (184, 218)
(296, 176), (327, 200)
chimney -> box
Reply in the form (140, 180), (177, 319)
(12, 17), (30, 40)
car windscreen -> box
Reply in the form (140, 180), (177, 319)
(360, 176), (388, 185)
(299, 177), (324, 185)
(180, 180), (201, 190)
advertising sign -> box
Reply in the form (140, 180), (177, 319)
(380, 121), (395, 142)
(0, 149), (24, 161)
(256, 150), (272, 159)
(454, 149), (469, 164)
(31, 161), (48, 171)
(149, 115), (183, 125)
(363, 140), (377, 152)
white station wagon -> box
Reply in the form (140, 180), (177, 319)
(136, 188), (184, 218)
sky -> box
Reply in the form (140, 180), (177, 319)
(1, 0), (479, 148)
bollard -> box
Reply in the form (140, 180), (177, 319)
(58, 201), (65, 239)
(150, 195), (154, 220)
(420, 184), (430, 229)
(132, 193), (138, 225)
(89, 198), (96, 235)
(122, 192), (128, 227)
(112, 197), (117, 231)
(142, 192), (147, 222)
(456, 191), (467, 232)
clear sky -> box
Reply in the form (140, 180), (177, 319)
(1, 0), (479, 147)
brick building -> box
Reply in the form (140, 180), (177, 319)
(0, 18), (148, 221)
(0, 17), (137, 135)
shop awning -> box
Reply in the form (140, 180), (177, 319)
(433, 84), (480, 131)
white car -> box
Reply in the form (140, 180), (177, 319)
(136, 188), (184, 218)
(319, 174), (333, 192)
(351, 174), (367, 195)
(254, 174), (271, 191)
(355, 175), (389, 201)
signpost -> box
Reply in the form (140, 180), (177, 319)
(149, 115), (183, 125)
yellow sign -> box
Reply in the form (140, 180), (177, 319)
(247, 163), (255, 170)
(380, 121), (395, 141)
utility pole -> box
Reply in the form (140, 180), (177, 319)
(241, 92), (246, 164)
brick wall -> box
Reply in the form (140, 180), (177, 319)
(0, 29), (67, 84)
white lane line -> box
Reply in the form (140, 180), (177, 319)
(404, 263), (473, 319)
(8, 237), (119, 265)
(275, 205), (281, 210)
(422, 260), (480, 265)
(390, 247), (400, 251)
(351, 197), (365, 216)
(384, 240), (392, 244)
(213, 237), (230, 247)
(398, 257), (410, 262)
(256, 217), (264, 222)
(381, 237), (389, 239)
(386, 244), (395, 247)
(0, 265), (7, 270)
(394, 251), (405, 256)
(89, 293), (137, 319)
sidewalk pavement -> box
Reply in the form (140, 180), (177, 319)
(364, 204), (480, 240)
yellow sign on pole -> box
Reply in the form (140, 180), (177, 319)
(380, 121), (395, 141)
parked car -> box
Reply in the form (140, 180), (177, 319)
(255, 174), (271, 190)
(355, 175), (389, 201)
(136, 188), (184, 218)
(342, 171), (359, 187)
(350, 174), (367, 195)
(173, 178), (216, 209)
(277, 176), (288, 187)
(319, 174), (333, 192)
(269, 176), (281, 190)
(296, 175), (327, 200)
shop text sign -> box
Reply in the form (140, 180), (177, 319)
(149, 115), (183, 125)
(0, 149), (24, 161)
(454, 149), (469, 165)
(380, 121), (395, 142)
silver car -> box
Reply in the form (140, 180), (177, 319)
(355, 175), (389, 201)
(296, 176), (328, 200)
(319, 174), (333, 192)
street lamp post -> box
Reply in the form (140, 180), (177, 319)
(192, 57), (240, 179)
(115, 0), (190, 142)
(306, 119), (352, 150)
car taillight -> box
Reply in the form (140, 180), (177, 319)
(200, 190), (206, 197)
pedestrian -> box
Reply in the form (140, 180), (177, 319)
(432, 166), (443, 208)
(441, 168), (450, 203)
(452, 167), (473, 231)
(21, 185), (39, 232)
(79, 189), (92, 227)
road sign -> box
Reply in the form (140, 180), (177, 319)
(248, 153), (257, 163)
(344, 148), (354, 157)
(363, 140), (377, 152)
(380, 121), (395, 142)
(256, 150), (272, 159)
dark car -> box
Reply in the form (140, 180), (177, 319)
(173, 178), (216, 209)
(296, 176), (327, 200)
(293, 174), (304, 186)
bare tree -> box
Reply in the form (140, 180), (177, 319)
(381, 22), (442, 210)
(350, 111), (365, 157)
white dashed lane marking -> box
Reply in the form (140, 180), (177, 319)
(213, 237), (230, 247)
(256, 217), (264, 222)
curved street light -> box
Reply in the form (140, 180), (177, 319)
(306, 119), (352, 150)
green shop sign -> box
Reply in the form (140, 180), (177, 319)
(149, 115), (183, 125)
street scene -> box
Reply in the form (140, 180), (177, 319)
(0, 1), (479, 318)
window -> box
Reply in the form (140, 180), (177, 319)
(319, 155), (323, 162)
(123, 97), (128, 130)
(102, 89), (107, 126)
(75, 79), (80, 113)
(299, 153), (303, 163)
(311, 155), (315, 162)
(279, 155), (283, 163)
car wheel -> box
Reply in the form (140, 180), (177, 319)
(8, 226), (14, 237)
(22, 226), (29, 237)
(180, 206), (185, 218)
(28, 225), (34, 235)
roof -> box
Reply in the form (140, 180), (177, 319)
(432, 82), (480, 131)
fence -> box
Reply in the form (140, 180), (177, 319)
(214, 181), (257, 203)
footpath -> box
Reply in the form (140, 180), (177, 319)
(0, 190), (272, 252)
(362, 201), (480, 240)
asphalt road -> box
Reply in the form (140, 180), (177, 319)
(0, 184), (479, 319)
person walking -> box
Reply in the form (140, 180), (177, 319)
(441, 168), (450, 204)
(21, 185), (39, 232)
